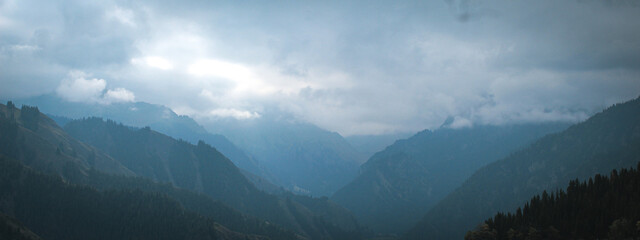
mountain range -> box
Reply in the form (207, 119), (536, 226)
(332, 122), (570, 234)
(0, 102), (364, 239)
(63, 117), (363, 238)
(197, 114), (367, 197)
(4, 94), (639, 239)
(345, 133), (413, 160)
(0, 103), (133, 178)
(14, 95), (368, 197)
(12, 95), (272, 183)
(407, 96), (640, 239)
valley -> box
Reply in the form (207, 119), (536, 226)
(1, 1), (638, 239)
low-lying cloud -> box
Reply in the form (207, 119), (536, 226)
(56, 71), (108, 103)
(104, 88), (136, 103)
(56, 71), (135, 105)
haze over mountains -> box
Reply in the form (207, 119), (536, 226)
(2, 94), (640, 239)
(407, 96), (640, 239)
(14, 95), (371, 197)
(2, 1), (640, 239)
(332, 122), (570, 234)
(0, 102), (366, 239)
(202, 116), (366, 196)
(15, 95), (271, 183)
(345, 133), (413, 160)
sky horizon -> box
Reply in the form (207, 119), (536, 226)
(1, 0), (640, 136)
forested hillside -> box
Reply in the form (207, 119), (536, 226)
(0, 102), (133, 177)
(408, 97), (640, 239)
(0, 103), (362, 239)
(0, 212), (42, 240)
(0, 156), (260, 240)
(75, 168), (297, 239)
(466, 163), (640, 240)
(64, 117), (364, 239)
(0, 103), (298, 239)
(16, 95), (271, 182)
(332, 123), (569, 234)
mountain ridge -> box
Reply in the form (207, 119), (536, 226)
(64, 116), (364, 239)
(0, 102), (133, 178)
(11, 94), (273, 183)
(332, 122), (570, 234)
(202, 115), (366, 197)
(407, 96), (640, 239)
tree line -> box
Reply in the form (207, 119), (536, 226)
(466, 162), (640, 240)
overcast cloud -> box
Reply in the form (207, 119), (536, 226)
(1, 0), (639, 135)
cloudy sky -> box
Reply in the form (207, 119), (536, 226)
(1, 0), (639, 135)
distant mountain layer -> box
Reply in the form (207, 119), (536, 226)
(64, 117), (363, 239)
(332, 122), (569, 234)
(407, 97), (640, 239)
(204, 117), (366, 197)
(13, 94), (272, 182)
(345, 132), (412, 160)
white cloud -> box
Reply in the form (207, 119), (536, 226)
(448, 117), (473, 129)
(170, 103), (261, 121)
(188, 58), (252, 79)
(8, 44), (40, 52)
(104, 88), (135, 103)
(207, 108), (261, 120)
(56, 71), (107, 103)
(56, 71), (135, 104)
(131, 56), (174, 70)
